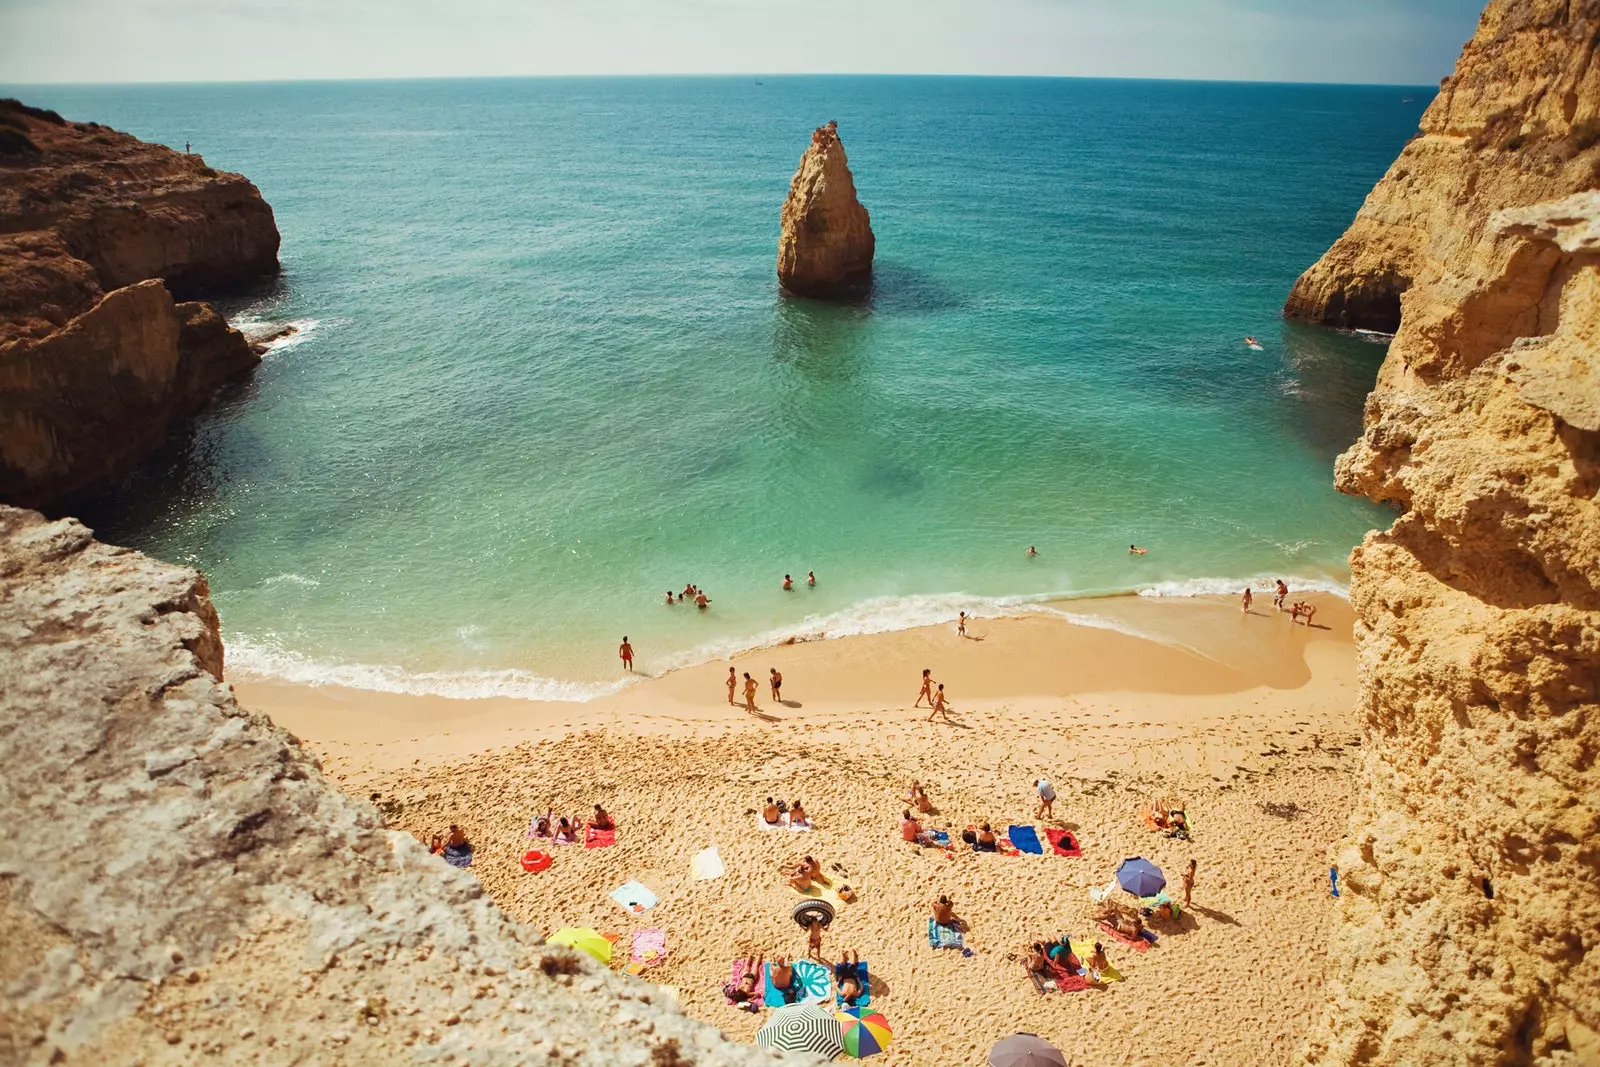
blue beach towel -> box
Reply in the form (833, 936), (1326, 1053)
(1007, 825), (1043, 854)
(763, 960), (830, 1007)
(928, 919), (965, 950)
(834, 960), (870, 1008)
(929, 829), (950, 847)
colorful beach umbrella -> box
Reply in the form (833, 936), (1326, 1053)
(989, 1033), (1068, 1067)
(1115, 856), (1166, 897)
(756, 1004), (845, 1060)
(834, 1008), (892, 1058)
(548, 927), (612, 964)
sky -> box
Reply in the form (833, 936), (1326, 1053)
(0, 0), (1485, 86)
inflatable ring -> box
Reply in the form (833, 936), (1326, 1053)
(521, 849), (552, 873)
(792, 899), (835, 929)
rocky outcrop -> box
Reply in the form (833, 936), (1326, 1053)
(1283, 0), (1600, 331)
(777, 121), (875, 297)
(1296, 190), (1600, 1067)
(0, 505), (777, 1067)
(0, 99), (279, 511)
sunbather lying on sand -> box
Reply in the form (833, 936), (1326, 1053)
(932, 895), (968, 931)
(1100, 904), (1157, 943)
(589, 804), (614, 831)
(1143, 802), (1169, 830)
(724, 955), (764, 1006)
(530, 810), (553, 837)
(769, 957), (797, 1003)
(1046, 935), (1079, 971)
(835, 950), (866, 1006)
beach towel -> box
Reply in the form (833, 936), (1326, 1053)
(929, 829), (950, 847)
(692, 846), (725, 881)
(1044, 828), (1082, 857)
(631, 928), (667, 968)
(586, 827), (616, 848)
(1097, 920), (1154, 951)
(928, 919), (965, 950)
(833, 960), (870, 1008)
(1047, 961), (1092, 993)
(610, 881), (658, 914)
(551, 830), (581, 846)
(442, 843), (473, 868)
(762, 960), (830, 1007)
(1007, 825), (1044, 855)
(788, 816), (814, 832)
(1073, 936), (1125, 983)
(755, 813), (789, 832)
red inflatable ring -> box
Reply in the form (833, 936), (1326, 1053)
(521, 849), (552, 873)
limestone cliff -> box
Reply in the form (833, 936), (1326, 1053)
(0, 99), (280, 511)
(0, 506), (779, 1067)
(777, 121), (875, 297)
(1296, 192), (1600, 1066)
(1283, 0), (1600, 331)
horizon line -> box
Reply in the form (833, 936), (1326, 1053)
(1, 71), (1441, 92)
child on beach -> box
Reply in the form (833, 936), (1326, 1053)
(907, 780), (933, 813)
(619, 636), (634, 672)
(914, 668), (934, 708)
(727, 666), (737, 704)
(957, 611), (967, 637)
(928, 683), (951, 722)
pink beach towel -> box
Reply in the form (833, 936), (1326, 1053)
(586, 826), (616, 848)
(725, 959), (756, 1006)
(632, 928), (667, 967)
(1045, 828), (1083, 857)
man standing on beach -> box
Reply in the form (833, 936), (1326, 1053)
(619, 636), (634, 672)
(1274, 580), (1288, 611)
(1034, 778), (1056, 819)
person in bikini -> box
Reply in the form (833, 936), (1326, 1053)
(835, 949), (866, 1005)
(589, 804), (614, 831)
(807, 571), (816, 586)
(723, 955), (764, 1008)
(743, 672), (758, 711)
(551, 817), (580, 844)
(914, 668), (934, 708)
(788, 798), (809, 827)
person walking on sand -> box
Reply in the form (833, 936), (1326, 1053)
(957, 612), (967, 638)
(619, 636), (634, 672)
(1184, 858), (1197, 907)
(807, 916), (825, 959)
(743, 671), (758, 712)
(770, 667), (783, 703)
(1035, 777), (1056, 819)
(1241, 587), (1253, 614)
(928, 683), (950, 722)
(727, 666), (738, 704)
(1274, 579), (1288, 612)
(783, 574), (793, 591)
(914, 668), (934, 708)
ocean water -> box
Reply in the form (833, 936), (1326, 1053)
(13, 77), (1420, 698)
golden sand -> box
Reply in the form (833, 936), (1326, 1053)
(240, 592), (1357, 1065)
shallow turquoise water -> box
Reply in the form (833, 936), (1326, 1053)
(15, 77), (1414, 696)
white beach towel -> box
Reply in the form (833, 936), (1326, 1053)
(692, 846), (725, 881)
(756, 812), (788, 832)
(610, 880), (659, 914)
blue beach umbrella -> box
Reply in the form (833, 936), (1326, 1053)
(1115, 857), (1166, 897)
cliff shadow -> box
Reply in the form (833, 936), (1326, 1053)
(1274, 320), (1391, 465)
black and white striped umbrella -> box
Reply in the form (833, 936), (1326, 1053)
(755, 1004), (845, 1060)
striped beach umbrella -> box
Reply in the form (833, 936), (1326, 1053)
(756, 1004), (845, 1060)
(834, 1008), (892, 1058)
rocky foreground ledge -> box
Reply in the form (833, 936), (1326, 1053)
(0, 100), (281, 512)
(0, 506), (780, 1067)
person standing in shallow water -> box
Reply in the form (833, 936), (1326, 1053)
(783, 574), (793, 591)
(619, 636), (634, 672)
(807, 571), (816, 587)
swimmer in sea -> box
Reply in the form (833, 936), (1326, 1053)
(696, 591), (710, 610)
(1129, 544), (1147, 555)
(665, 591), (675, 605)
(783, 574), (793, 591)
(1026, 545), (1038, 557)
(807, 570), (816, 587)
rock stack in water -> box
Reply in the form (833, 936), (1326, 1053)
(777, 121), (875, 297)
(0, 98), (281, 512)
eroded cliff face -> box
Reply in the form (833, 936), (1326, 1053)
(0, 506), (779, 1067)
(1284, 0), (1600, 331)
(777, 121), (875, 297)
(0, 99), (281, 511)
(1298, 198), (1600, 1065)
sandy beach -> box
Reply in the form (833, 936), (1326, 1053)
(240, 592), (1358, 1065)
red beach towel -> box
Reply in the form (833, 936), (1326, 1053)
(1098, 920), (1152, 951)
(1045, 829), (1082, 857)
(1047, 961), (1092, 992)
(586, 827), (616, 848)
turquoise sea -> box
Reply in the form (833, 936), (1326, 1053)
(16, 77), (1419, 698)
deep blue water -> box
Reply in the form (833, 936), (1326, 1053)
(6, 77), (1418, 696)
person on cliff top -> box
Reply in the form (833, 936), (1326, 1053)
(619, 636), (634, 672)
